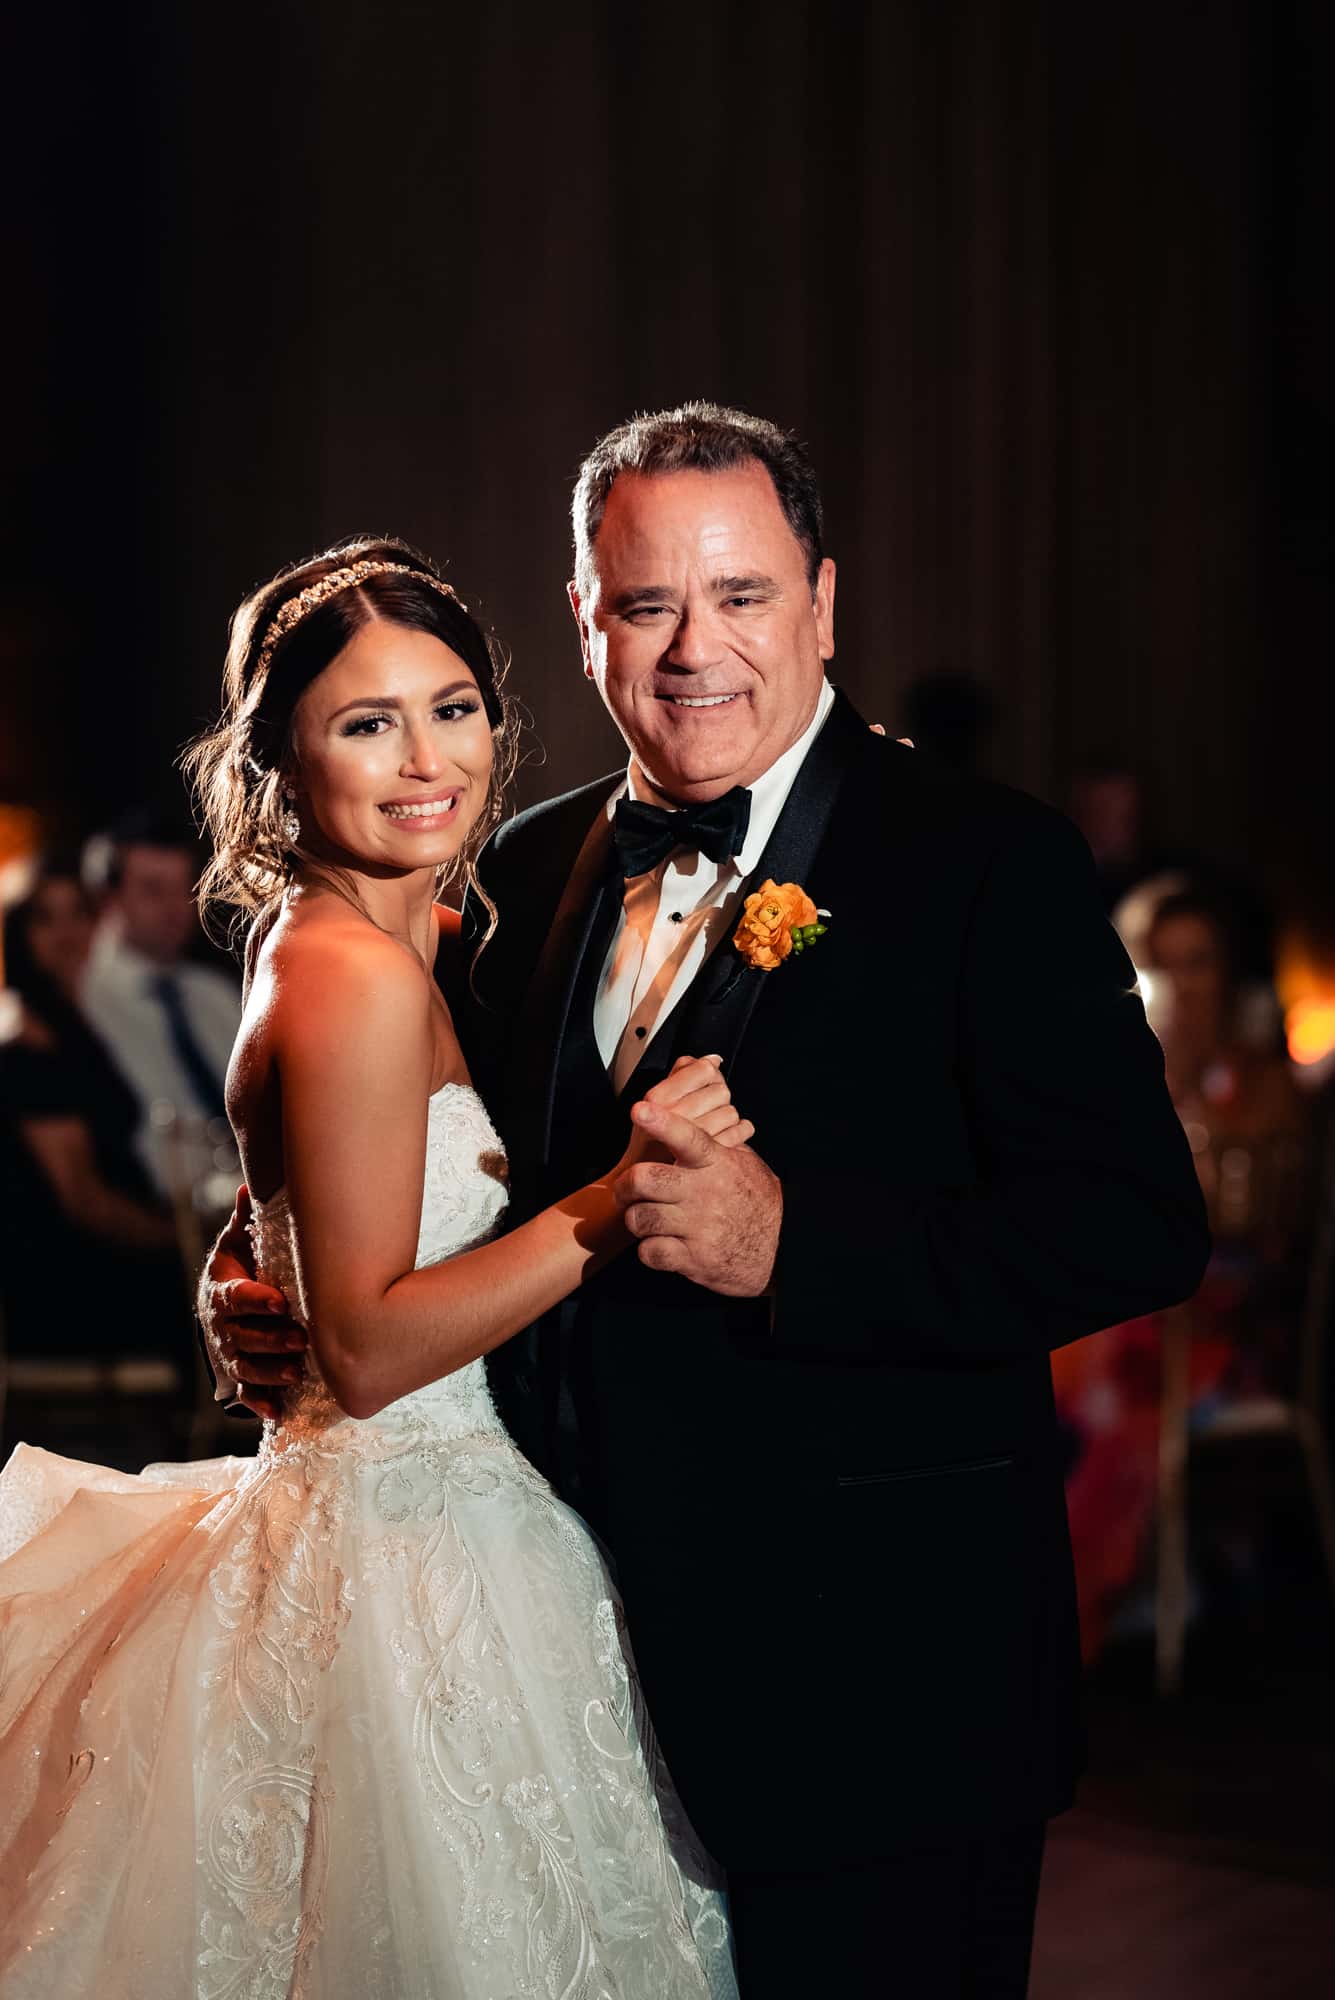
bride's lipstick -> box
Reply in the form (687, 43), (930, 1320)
(378, 788), (464, 824)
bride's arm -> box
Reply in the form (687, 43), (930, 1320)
(273, 935), (736, 1420)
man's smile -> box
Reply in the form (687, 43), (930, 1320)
(659, 692), (744, 708)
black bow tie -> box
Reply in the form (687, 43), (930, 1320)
(612, 785), (753, 879)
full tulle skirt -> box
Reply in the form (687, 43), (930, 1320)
(0, 1424), (734, 1999)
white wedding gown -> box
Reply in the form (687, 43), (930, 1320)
(0, 1083), (735, 1999)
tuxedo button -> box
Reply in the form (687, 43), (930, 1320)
(669, 911), (685, 924)
(635, 1026), (647, 1039)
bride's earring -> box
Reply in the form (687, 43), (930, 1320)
(281, 786), (301, 848)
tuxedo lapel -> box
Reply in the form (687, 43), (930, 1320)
(507, 782), (621, 1174)
(627, 688), (864, 1087)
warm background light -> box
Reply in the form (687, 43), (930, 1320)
(0, 805), (41, 988)
(1287, 999), (1335, 1067)
(1275, 929), (1335, 1068)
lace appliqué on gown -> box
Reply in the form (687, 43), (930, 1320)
(0, 1084), (735, 2000)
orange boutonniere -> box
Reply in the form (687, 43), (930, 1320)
(733, 879), (830, 972)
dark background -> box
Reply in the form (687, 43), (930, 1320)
(5, 0), (1331, 921)
(4, 8), (1335, 1987)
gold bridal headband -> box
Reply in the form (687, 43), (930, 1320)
(254, 560), (463, 680)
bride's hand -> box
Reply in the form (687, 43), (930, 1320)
(615, 1055), (755, 1174)
(645, 1054), (756, 1151)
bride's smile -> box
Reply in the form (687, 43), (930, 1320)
(288, 620), (494, 879)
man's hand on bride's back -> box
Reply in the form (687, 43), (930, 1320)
(615, 1054), (754, 1174)
(198, 1187), (308, 1422)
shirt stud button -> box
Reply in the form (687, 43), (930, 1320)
(635, 1026), (647, 1039)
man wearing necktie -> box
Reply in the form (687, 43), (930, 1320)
(206, 403), (1208, 1997)
(84, 810), (239, 1198)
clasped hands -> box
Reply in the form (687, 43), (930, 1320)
(201, 1054), (781, 1420)
(612, 1053), (782, 1295)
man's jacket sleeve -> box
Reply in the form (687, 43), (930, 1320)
(768, 812), (1210, 1363)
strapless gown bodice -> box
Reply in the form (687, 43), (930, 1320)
(250, 1080), (512, 1445)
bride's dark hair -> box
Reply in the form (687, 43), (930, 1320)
(185, 535), (515, 949)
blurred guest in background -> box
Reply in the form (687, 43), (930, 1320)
(1145, 889), (1306, 1237)
(1053, 883), (1310, 1661)
(1070, 755), (1276, 1007)
(1067, 755), (1152, 915)
(83, 806), (240, 1199)
(0, 865), (179, 1366)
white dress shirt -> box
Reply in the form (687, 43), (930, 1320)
(82, 923), (242, 1196)
(594, 679), (836, 1092)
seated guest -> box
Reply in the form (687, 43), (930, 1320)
(0, 865), (179, 1364)
(83, 807), (240, 1199)
(1146, 888), (1306, 1255)
(1052, 884), (1309, 1659)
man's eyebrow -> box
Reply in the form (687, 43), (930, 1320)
(327, 679), (476, 721)
(606, 575), (779, 613)
(608, 586), (677, 612)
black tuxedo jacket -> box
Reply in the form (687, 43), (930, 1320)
(441, 689), (1209, 1871)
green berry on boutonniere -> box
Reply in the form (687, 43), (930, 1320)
(732, 881), (831, 972)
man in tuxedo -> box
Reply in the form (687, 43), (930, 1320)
(206, 403), (1209, 1996)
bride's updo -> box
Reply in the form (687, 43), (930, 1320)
(186, 536), (514, 942)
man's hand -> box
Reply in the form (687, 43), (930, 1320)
(198, 1187), (308, 1422)
(613, 1100), (782, 1296)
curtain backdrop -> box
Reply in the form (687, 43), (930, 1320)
(7, 1), (1327, 896)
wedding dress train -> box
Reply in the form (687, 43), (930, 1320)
(0, 1083), (735, 1999)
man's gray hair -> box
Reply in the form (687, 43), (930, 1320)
(571, 401), (825, 598)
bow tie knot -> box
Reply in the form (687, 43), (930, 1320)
(612, 785), (752, 879)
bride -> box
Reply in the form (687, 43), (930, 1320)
(0, 539), (740, 1998)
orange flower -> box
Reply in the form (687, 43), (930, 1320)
(733, 879), (822, 972)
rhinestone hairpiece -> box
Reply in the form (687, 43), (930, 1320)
(253, 560), (462, 679)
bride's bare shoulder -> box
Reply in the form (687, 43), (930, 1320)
(250, 901), (432, 1060)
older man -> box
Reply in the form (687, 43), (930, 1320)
(207, 403), (1208, 1997)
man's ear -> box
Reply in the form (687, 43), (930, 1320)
(567, 580), (596, 681)
(813, 557), (836, 663)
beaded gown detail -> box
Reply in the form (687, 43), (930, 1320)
(0, 1083), (735, 1999)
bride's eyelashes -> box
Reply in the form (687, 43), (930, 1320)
(339, 699), (481, 739)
